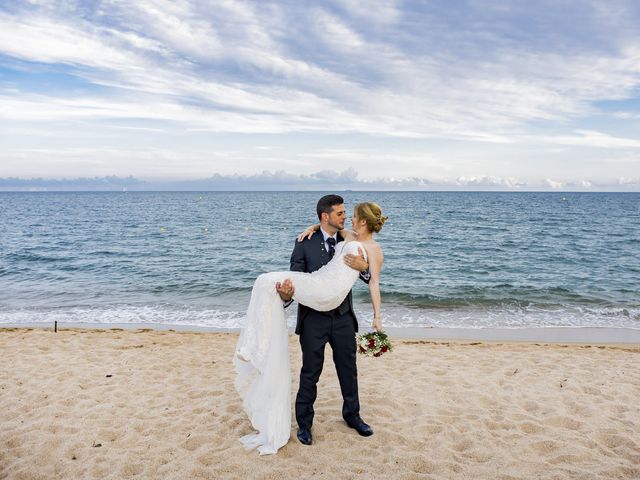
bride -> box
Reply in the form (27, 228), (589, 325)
(233, 202), (386, 455)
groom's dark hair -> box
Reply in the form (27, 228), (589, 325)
(317, 194), (344, 220)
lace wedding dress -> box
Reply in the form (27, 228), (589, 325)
(233, 241), (365, 455)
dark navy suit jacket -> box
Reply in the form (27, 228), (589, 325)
(290, 231), (367, 335)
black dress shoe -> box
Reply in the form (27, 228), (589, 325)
(347, 420), (373, 437)
(297, 428), (312, 445)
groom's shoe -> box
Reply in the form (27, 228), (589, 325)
(297, 428), (312, 445)
(347, 420), (373, 437)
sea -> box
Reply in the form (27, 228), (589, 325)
(1, 191), (639, 332)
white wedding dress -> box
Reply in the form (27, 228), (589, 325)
(233, 241), (365, 455)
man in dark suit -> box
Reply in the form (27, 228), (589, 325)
(276, 194), (373, 446)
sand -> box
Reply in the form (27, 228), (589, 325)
(1, 327), (639, 480)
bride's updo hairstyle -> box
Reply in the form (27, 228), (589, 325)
(355, 202), (388, 233)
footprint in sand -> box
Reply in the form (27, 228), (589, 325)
(546, 416), (583, 430)
(548, 453), (587, 464)
(596, 432), (636, 449)
(452, 438), (473, 452)
(517, 421), (543, 434)
(183, 435), (212, 451)
(120, 463), (145, 477)
(400, 455), (436, 474)
(521, 400), (539, 412)
(530, 439), (561, 454)
(418, 423), (443, 434)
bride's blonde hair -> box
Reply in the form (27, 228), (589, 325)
(354, 202), (388, 233)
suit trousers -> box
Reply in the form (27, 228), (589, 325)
(295, 309), (360, 430)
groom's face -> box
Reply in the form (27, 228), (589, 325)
(326, 203), (346, 230)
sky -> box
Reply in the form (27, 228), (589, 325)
(1, 0), (640, 191)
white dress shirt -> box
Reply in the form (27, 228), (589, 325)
(319, 227), (338, 254)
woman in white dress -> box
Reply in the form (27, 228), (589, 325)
(234, 202), (387, 455)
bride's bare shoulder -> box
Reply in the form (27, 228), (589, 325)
(360, 240), (383, 261)
(361, 238), (381, 249)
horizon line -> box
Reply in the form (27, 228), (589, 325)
(1, 189), (638, 194)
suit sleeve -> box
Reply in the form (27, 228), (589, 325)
(283, 238), (306, 308)
(359, 268), (371, 285)
(290, 238), (306, 272)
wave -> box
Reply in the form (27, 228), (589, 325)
(1, 302), (638, 331)
(356, 286), (638, 311)
(0, 305), (250, 329)
(5, 252), (74, 263)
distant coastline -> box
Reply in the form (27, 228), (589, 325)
(1, 174), (638, 192)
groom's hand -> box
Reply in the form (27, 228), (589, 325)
(344, 247), (368, 272)
(276, 278), (295, 302)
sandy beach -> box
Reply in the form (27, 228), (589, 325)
(1, 327), (639, 479)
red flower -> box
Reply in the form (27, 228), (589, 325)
(381, 346), (388, 352)
(368, 339), (375, 347)
(359, 346), (366, 353)
(374, 352), (381, 357)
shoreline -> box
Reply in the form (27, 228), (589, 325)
(2, 321), (640, 344)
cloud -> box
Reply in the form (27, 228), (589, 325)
(455, 176), (525, 189)
(1, 1), (640, 186)
(539, 130), (640, 149)
(617, 177), (640, 186)
(2, 1), (640, 142)
(0, 175), (143, 191)
(0, 11), (144, 69)
(313, 8), (366, 52)
(544, 179), (564, 189)
(329, 0), (401, 25)
(3, 169), (638, 192)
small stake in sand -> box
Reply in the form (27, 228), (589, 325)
(54, 321), (57, 333)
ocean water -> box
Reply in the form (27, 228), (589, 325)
(1, 191), (639, 331)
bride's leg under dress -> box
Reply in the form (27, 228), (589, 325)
(233, 272), (292, 455)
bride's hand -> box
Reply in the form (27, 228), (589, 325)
(297, 224), (319, 242)
(373, 316), (382, 332)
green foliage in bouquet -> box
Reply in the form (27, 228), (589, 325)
(357, 331), (393, 357)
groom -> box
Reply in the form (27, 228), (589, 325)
(276, 194), (374, 446)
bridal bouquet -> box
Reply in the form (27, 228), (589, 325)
(357, 331), (393, 357)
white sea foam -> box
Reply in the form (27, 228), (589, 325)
(0, 305), (250, 330)
(359, 303), (640, 330)
(1, 302), (638, 331)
